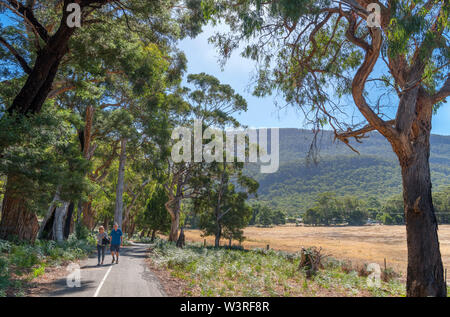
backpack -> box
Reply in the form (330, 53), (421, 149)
(102, 236), (110, 245)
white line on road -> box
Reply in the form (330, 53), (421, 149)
(93, 265), (113, 297)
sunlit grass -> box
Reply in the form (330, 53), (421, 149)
(149, 238), (405, 297)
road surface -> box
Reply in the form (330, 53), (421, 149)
(44, 243), (165, 297)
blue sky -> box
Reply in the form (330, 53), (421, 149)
(179, 25), (450, 136)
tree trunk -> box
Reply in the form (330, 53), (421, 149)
(81, 201), (95, 230)
(6, 1), (109, 116)
(0, 175), (39, 241)
(64, 202), (74, 239)
(215, 216), (222, 248)
(176, 227), (185, 248)
(400, 137), (447, 297)
(53, 201), (69, 242)
(165, 197), (181, 242)
(168, 211), (180, 242)
(103, 216), (109, 232)
(114, 138), (127, 229)
(38, 188), (61, 239)
(76, 201), (83, 225)
(129, 222), (136, 237)
(151, 229), (156, 242)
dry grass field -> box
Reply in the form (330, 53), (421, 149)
(184, 225), (450, 279)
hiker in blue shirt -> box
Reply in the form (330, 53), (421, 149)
(110, 223), (123, 264)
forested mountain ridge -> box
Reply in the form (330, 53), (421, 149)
(248, 129), (450, 215)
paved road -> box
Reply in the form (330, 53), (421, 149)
(45, 243), (165, 297)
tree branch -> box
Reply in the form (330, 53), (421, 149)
(349, 22), (398, 142)
(5, 0), (49, 42)
(431, 74), (450, 104)
(335, 120), (396, 153)
(0, 35), (32, 74)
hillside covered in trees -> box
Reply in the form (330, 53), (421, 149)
(250, 129), (450, 216)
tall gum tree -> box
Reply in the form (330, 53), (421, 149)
(206, 0), (449, 296)
(161, 73), (248, 242)
(0, 0), (206, 240)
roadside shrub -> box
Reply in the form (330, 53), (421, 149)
(381, 267), (400, 282)
(323, 257), (341, 270)
(340, 260), (354, 274)
(0, 236), (95, 297)
(75, 223), (90, 240)
(298, 247), (327, 278)
(0, 256), (9, 278)
(10, 245), (41, 270)
(0, 240), (12, 253)
(32, 264), (46, 278)
(357, 263), (370, 277)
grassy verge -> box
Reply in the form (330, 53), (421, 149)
(0, 235), (96, 297)
(148, 239), (405, 297)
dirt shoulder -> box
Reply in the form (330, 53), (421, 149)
(145, 257), (191, 297)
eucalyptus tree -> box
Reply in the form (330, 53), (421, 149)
(161, 73), (248, 242)
(0, 0), (206, 240)
(135, 184), (171, 241)
(206, 0), (449, 297)
(38, 36), (169, 239)
(193, 159), (258, 247)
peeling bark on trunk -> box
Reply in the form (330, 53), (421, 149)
(53, 201), (69, 242)
(114, 138), (127, 229)
(389, 92), (447, 297)
(0, 175), (39, 241)
(399, 135), (446, 296)
(38, 190), (71, 242)
(165, 198), (181, 242)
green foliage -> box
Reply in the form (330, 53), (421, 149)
(251, 203), (286, 226)
(376, 195), (405, 225)
(192, 160), (258, 245)
(302, 193), (367, 226)
(186, 73), (248, 127)
(75, 223), (91, 241)
(0, 105), (90, 214)
(0, 235), (95, 296)
(136, 186), (172, 237)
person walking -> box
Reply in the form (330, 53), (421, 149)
(110, 223), (123, 264)
(96, 226), (108, 266)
